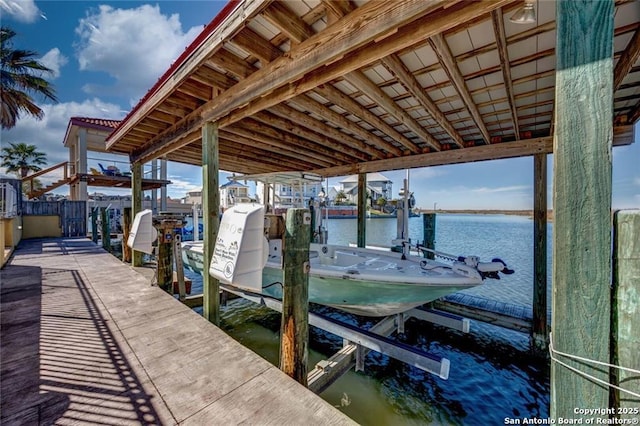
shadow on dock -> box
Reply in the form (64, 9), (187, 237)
(1, 257), (163, 425)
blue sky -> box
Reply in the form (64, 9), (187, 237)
(1, 0), (638, 210)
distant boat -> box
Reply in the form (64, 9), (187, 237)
(181, 203), (513, 317)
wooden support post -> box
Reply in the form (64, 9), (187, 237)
(551, 1), (613, 420)
(100, 207), (110, 252)
(357, 173), (366, 248)
(610, 210), (640, 413)
(280, 208), (310, 386)
(173, 234), (187, 301)
(156, 233), (172, 292)
(91, 207), (98, 243)
(122, 207), (132, 263)
(531, 154), (548, 354)
(422, 213), (435, 259)
(202, 122), (220, 325)
(131, 162), (143, 267)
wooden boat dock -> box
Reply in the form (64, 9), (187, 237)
(0, 237), (355, 425)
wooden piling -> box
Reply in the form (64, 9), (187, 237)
(131, 162), (143, 267)
(173, 234), (187, 301)
(202, 121), (220, 325)
(100, 207), (110, 252)
(357, 173), (366, 248)
(280, 208), (310, 386)
(91, 207), (98, 243)
(122, 207), (132, 263)
(610, 210), (640, 414)
(422, 213), (435, 259)
(156, 233), (172, 292)
(531, 153), (548, 354)
(551, 1), (613, 420)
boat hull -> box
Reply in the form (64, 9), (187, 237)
(182, 242), (480, 316)
(261, 263), (476, 316)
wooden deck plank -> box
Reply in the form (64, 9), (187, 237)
(1, 237), (355, 425)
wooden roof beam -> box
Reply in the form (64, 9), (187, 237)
(313, 125), (635, 178)
(429, 33), (491, 144)
(202, 0), (476, 125)
(261, 2), (315, 44)
(322, 0), (355, 25)
(215, 0), (514, 129)
(177, 80), (213, 102)
(207, 49), (254, 79)
(290, 94), (404, 156)
(382, 54), (464, 149)
(316, 84), (424, 151)
(218, 134), (320, 170)
(191, 65), (237, 89)
(268, 103), (384, 160)
(344, 70), (438, 153)
(491, 8), (520, 139)
(130, 1), (511, 163)
(627, 101), (640, 124)
(614, 27), (640, 90)
(225, 121), (336, 167)
(231, 27), (282, 64)
(252, 110), (367, 163)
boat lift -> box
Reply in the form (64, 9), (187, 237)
(219, 284), (470, 393)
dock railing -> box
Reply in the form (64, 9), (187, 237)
(0, 182), (18, 218)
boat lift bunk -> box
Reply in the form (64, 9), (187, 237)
(218, 283), (470, 393)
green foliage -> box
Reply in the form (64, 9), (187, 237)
(22, 177), (42, 195)
(335, 190), (347, 205)
(1, 142), (47, 177)
(1, 26), (58, 129)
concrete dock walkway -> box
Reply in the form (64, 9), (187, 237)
(1, 237), (355, 425)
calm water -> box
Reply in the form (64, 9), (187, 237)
(184, 214), (551, 425)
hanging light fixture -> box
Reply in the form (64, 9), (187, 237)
(510, 1), (536, 24)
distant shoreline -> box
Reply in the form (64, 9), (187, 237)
(416, 209), (554, 220)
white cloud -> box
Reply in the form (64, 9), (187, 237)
(471, 185), (531, 194)
(1, 99), (124, 166)
(40, 48), (68, 79)
(74, 4), (202, 104)
(634, 177), (640, 186)
(0, 0), (41, 23)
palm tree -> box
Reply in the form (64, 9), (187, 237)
(1, 142), (47, 177)
(1, 27), (58, 129)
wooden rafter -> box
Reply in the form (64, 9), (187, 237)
(322, 0), (354, 24)
(269, 103), (383, 160)
(290, 94), (404, 156)
(313, 125), (635, 178)
(491, 8), (520, 139)
(230, 27), (282, 64)
(201, 0), (472, 124)
(628, 101), (640, 124)
(614, 27), (640, 90)
(261, 2), (315, 44)
(382, 54), (464, 149)
(252, 110), (367, 163)
(429, 33), (491, 144)
(225, 120), (337, 167)
(344, 70), (438, 152)
(315, 84), (416, 152)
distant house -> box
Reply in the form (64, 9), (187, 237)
(339, 173), (392, 205)
(256, 180), (324, 209)
(184, 189), (202, 206)
(220, 181), (253, 209)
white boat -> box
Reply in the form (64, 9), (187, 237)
(181, 200), (513, 317)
